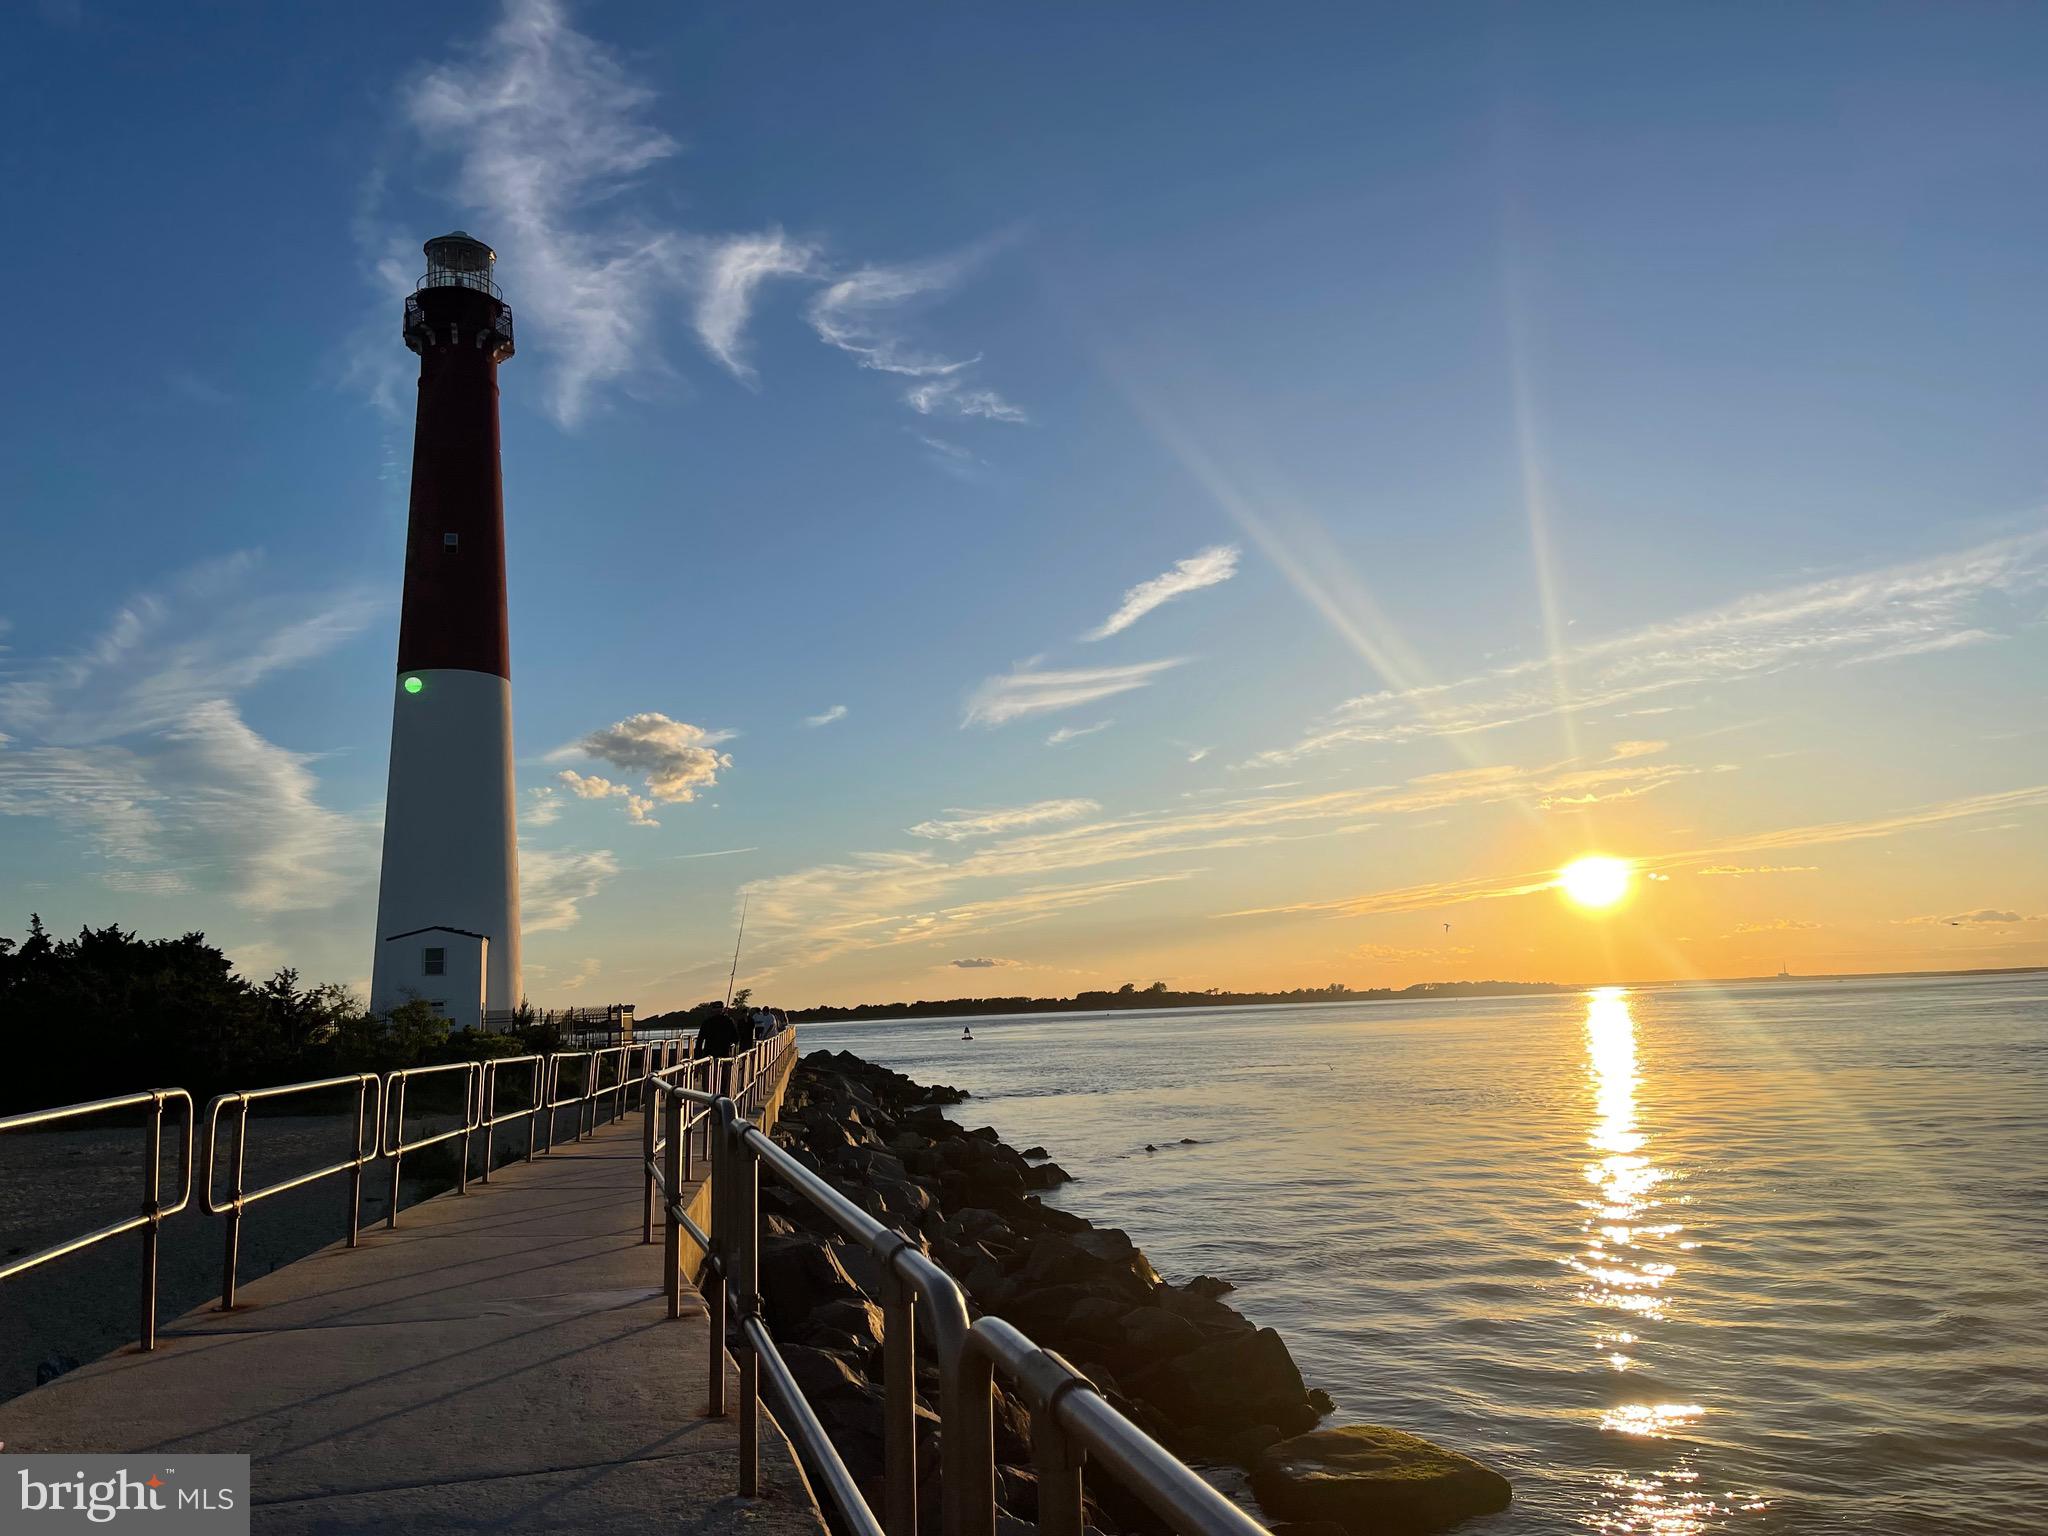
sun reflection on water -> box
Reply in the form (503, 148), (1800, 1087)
(1572, 989), (1768, 1533)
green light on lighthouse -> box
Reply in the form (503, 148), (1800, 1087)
(403, 676), (424, 695)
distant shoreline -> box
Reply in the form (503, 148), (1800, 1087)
(774, 964), (2046, 1025)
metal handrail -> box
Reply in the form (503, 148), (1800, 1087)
(381, 1062), (482, 1227)
(544, 1048), (613, 1144)
(0, 1089), (195, 1351)
(479, 1054), (548, 1181)
(658, 1029), (1267, 1536)
(205, 1074), (380, 1310)
(641, 1051), (714, 1248)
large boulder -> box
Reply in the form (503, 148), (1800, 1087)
(1124, 1327), (1314, 1435)
(1250, 1426), (1511, 1534)
(759, 1234), (866, 1330)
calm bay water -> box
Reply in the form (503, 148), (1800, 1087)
(805, 973), (2048, 1534)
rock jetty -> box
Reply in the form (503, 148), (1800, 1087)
(765, 1049), (1508, 1535)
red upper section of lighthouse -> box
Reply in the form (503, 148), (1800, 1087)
(395, 277), (516, 680)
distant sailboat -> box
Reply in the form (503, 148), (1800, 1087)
(1777, 960), (1793, 979)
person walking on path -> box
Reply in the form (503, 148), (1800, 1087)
(695, 1007), (741, 1096)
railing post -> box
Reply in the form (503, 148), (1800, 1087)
(540, 1056), (555, 1155)
(386, 1078), (405, 1229)
(347, 1078), (367, 1246)
(735, 1117), (760, 1497)
(527, 1058), (541, 1161)
(139, 1094), (163, 1351)
(220, 1100), (248, 1310)
(705, 1098), (729, 1419)
(664, 1090), (683, 1320)
(925, 1283), (995, 1536)
(878, 1261), (919, 1536)
(1023, 1363), (1089, 1536)
(457, 1065), (475, 1194)
(481, 1062), (497, 1184)
(642, 1071), (658, 1245)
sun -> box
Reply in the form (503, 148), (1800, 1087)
(1559, 855), (1632, 910)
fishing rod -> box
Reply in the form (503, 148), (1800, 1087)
(724, 893), (749, 1008)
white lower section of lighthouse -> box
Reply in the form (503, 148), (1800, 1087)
(369, 668), (522, 1025)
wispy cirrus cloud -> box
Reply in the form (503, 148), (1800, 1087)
(965, 659), (1186, 727)
(551, 712), (734, 824)
(1251, 528), (2048, 766)
(693, 230), (818, 382)
(905, 379), (1028, 423)
(807, 253), (985, 377)
(521, 845), (620, 932)
(1222, 783), (2048, 923)
(804, 704), (848, 728)
(0, 559), (381, 913)
(733, 753), (1690, 976)
(398, 0), (688, 427)
(1048, 720), (1115, 746)
(1894, 908), (2030, 926)
(377, 1), (1022, 429)
(0, 552), (380, 746)
(908, 799), (1101, 843)
(1085, 545), (1240, 641)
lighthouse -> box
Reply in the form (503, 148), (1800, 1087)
(369, 232), (521, 1027)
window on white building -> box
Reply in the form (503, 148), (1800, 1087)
(423, 947), (446, 976)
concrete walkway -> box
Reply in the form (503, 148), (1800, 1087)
(0, 1115), (825, 1536)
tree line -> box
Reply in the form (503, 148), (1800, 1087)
(775, 977), (1571, 1023)
(0, 916), (541, 1115)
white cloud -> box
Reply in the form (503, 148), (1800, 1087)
(734, 752), (1691, 977)
(102, 869), (195, 897)
(0, 559), (378, 915)
(1694, 864), (1816, 877)
(904, 379), (1028, 423)
(0, 552), (379, 746)
(524, 785), (563, 826)
(1252, 527), (2048, 765)
(560, 712), (733, 809)
(965, 659), (1186, 727)
(1085, 545), (1240, 641)
(910, 432), (983, 477)
(400, 0), (689, 427)
(1223, 783), (2048, 922)
(806, 254), (984, 377)
(693, 230), (818, 381)
(1894, 908), (2028, 926)
(376, 3), (1020, 428)
(1047, 720), (1115, 746)
(520, 845), (620, 932)
(804, 704), (848, 728)
(908, 799), (1101, 843)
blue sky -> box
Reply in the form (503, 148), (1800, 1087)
(3, 0), (2046, 1006)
